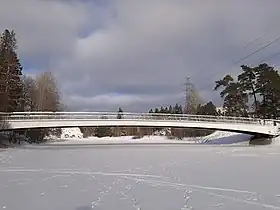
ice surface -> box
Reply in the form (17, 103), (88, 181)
(0, 143), (280, 210)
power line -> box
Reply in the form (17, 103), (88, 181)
(187, 28), (280, 99)
(198, 34), (280, 86)
(231, 34), (280, 66)
(259, 50), (280, 64)
(242, 27), (273, 50)
(242, 35), (265, 50)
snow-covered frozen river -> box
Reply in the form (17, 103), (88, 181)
(0, 144), (280, 210)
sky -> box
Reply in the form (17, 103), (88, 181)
(1, 0), (280, 112)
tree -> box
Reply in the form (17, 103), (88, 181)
(80, 127), (95, 138)
(255, 63), (280, 118)
(22, 75), (37, 111)
(22, 72), (62, 142)
(0, 113), (10, 147)
(168, 105), (173, 114)
(95, 116), (112, 137)
(0, 29), (24, 112)
(196, 101), (217, 115)
(215, 63), (280, 118)
(214, 75), (248, 117)
(173, 103), (183, 114)
(35, 71), (60, 111)
(238, 65), (258, 115)
(0, 114), (9, 130)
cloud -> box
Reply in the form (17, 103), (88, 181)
(1, 0), (280, 111)
(66, 92), (183, 112)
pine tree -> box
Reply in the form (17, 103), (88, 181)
(214, 75), (248, 117)
(196, 101), (217, 115)
(173, 104), (180, 114)
(178, 105), (183, 114)
(0, 29), (23, 112)
(255, 63), (280, 118)
(168, 105), (173, 114)
(238, 65), (258, 115)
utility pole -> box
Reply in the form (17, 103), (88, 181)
(184, 77), (200, 114)
(184, 77), (193, 114)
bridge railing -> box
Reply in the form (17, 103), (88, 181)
(0, 111), (275, 126)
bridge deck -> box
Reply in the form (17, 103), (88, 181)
(1, 112), (279, 136)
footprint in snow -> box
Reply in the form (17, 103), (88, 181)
(213, 203), (223, 207)
(60, 185), (68, 188)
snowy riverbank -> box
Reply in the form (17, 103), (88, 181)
(47, 128), (256, 145)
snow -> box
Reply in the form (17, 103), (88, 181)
(153, 128), (171, 136)
(49, 135), (197, 145)
(271, 135), (280, 145)
(1, 126), (272, 147)
(60, 127), (83, 139)
(0, 143), (280, 210)
(47, 127), (254, 146)
(197, 131), (253, 145)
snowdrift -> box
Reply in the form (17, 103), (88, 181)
(60, 127), (83, 139)
(197, 131), (253, 145)
(271, 135), (280, 145)
(50, 135), (196, 144)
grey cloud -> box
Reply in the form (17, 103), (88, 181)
(65, 92), (184, 112)
(2, 0), (280, 111)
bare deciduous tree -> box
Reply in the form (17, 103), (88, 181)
(22, 72), (62, 142)
(35, 72), (60, 111)
(22, 75), (37, 111)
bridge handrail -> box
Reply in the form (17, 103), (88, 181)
(0, 111), (267, 119)
(0, 111), (277, 126)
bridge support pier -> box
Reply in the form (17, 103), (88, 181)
(249, 134), (273, 145)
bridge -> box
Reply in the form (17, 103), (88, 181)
(1, 112), (279, 137)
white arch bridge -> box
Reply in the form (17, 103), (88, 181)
(1, 112), (280, 137)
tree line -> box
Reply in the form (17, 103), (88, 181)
(0, 29), (62, 145)
(80, 104), (218, 138)
(149, 102), (218, 116)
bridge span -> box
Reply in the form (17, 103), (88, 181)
(1, 112), (279, 137)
